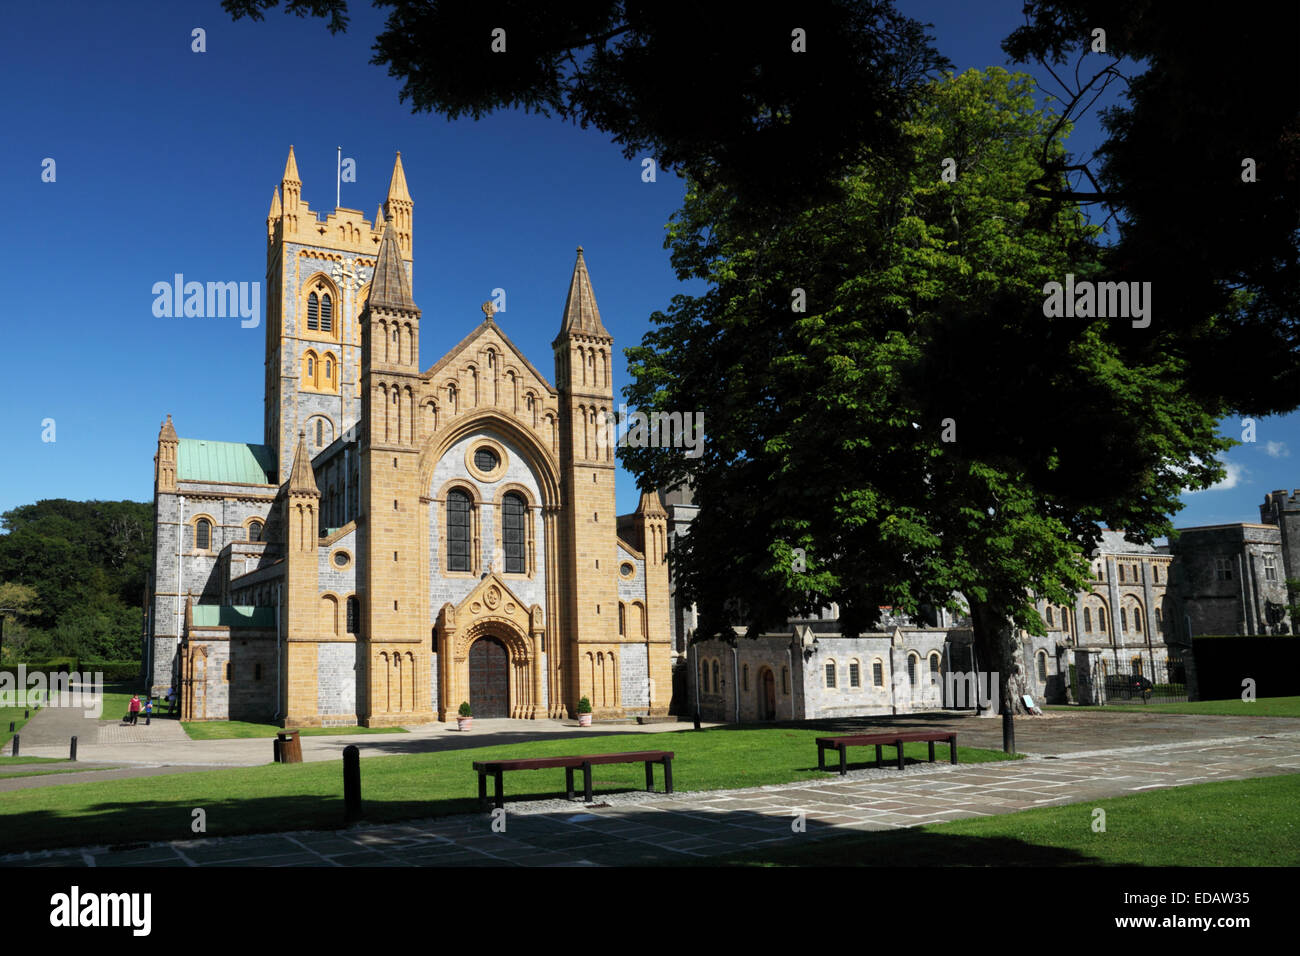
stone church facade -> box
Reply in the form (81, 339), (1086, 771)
(145, 148), (673, 726)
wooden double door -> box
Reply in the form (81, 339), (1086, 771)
(468, 635), (510, 718)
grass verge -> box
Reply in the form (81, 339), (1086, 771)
(181, 721), (408, 740)
(1046, 696), (1300, 718)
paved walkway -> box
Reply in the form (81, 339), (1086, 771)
(5, 730), (1298, 867)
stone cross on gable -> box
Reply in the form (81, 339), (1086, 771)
(481, 301), (495, 322)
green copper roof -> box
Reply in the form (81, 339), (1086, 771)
(178, 439), (276, 485)
(192, 605), (276, 628)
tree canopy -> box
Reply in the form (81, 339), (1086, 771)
(223, 0), (948, 208)
(0, 499), (152, 661)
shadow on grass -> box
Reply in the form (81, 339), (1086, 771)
(0, 795), (1103, 867)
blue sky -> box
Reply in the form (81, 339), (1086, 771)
(0, 0), (1293, 528)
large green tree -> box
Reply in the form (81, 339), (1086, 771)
(621, 67), (1229, 717)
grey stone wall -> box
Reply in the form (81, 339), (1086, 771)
(620, 643), (650, 710)
(317, 641), (358, 717)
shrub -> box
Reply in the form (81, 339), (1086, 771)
(577, 696), (592, 714)
(458, 701), (472, 717)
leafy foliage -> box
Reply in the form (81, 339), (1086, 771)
(223, 0), (949, 209)
(621, 68), (1230, 707)
(1003, 0), (1300, 414)
(0, 500), (152, 661)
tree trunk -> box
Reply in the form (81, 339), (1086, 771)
(969, 600), (1031, 721)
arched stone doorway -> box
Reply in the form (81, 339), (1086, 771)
(758, 667), (776, 721)
(469, 635), (510, 718)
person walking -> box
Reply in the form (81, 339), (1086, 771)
(128, 694), (141, 726)
(144, 697), (153, 726)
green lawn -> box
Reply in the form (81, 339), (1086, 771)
(699, 773), (1300, 866)
(0, 756), (63, 766)
(0, 726), (1015, 854)
(1, 692), (47, 748)
(1047, 696), (1300, 718)
(181, 720), (409, 740)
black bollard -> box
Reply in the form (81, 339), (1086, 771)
(343, 745), (361, 824)
(70, 736), (78, 761)
(7, 721), (12, 733)
(694, 708), (701, 731)
(11, 734), (18, 757)
(1002, 710), (1016, 755)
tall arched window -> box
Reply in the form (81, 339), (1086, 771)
(618, 603), (626, 636)
(307, 292), (319, 331)
(1099, 607), (1107, 633)
(929, 653), (941, 685)
(195, 518), (211, 551)
(316, 419), (323, 448)
(1120, 608), (1128, 631)
(346, 596), (359, 634)
(1084, 608), (1093, 632)
(247, 520), (262, 542)
(1037, 651), (1048, 682)
(907, 654), (918, 685)
(501, 493), (526, 573)
(446, 489), (472, 572)
(307, 356), (315, 378)
(1046, 606), (1054, 626)
(320, 293), (332, 333)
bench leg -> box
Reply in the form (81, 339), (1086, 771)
(950, 735), (958, 765)
(645, 761), (654, 792)
(495, 769), (504, 810)
(664, 758), (673, 794)
(478, 770), (487, 811)
(928, 740), (936, 763)
(839, 745), (847, 776)
(875, 744), (883, 768)
(565, 766), (575, 800)
(817, 742), (826, 771)
(583, 761), (593, 803)
(896, 739), (904, 771)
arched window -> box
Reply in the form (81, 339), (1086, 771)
(1119, 564), (1126, 583)
(849, 660), (860, 688)
(1156, 608), (1163, 633)
(907, 654), (918, 685)
(320, 293), (332, 333)
(824, 661), (837, 688)
(1099, 607), (1108, 634)
(446, 489), (472, 572)
(247, 520), (262, 542)
(307, 356), (315, 378)
(1084, 608), (1092, 632)
(1133, 608), (1143, 633)
(448, 383), (458, 411)
(346, 596), (359, 635)
(929, 653), (941, 685)
(618, 603), (626, 636)
(1037, 651), (1048, 682)
(316, 419), (323, 448)
(502, 493), (526, 573)
(711, 660), (719, 693)
(1046, 606), (1054, 626)
(307, 292), (319, 331)
(873, 659), (884, 686)
(194, 518), (211, 551)
(1120, 607), (1127, 631)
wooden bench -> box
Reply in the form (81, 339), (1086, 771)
(816, 732), (957, 775)
(472, 751), (674, 810)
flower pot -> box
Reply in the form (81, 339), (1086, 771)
(578, 713), (592, 727)
(457, 716), (473, 731)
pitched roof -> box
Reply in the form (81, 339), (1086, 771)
(368, 221), (415, 311)
(556, 246), (609, 339)
(422, 319), (554, 392)
(177, 439), (276, 484)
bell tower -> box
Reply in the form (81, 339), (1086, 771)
(553, 248), (621, 716)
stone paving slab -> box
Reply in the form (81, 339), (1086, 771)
(4, 731), (1297, 868)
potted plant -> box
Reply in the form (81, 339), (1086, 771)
(577, 696), (593, 727)
(457, 701), (473, 731)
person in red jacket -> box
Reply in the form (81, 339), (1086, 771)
(128, 694), (141, 726)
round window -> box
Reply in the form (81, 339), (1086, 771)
(620, 563), (634, 578)
(473, 448), (499, 472)
(333, 551), (349, 567)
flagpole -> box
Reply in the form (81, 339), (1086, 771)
(336, 146), (342, 208)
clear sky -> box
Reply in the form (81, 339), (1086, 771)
(0, 0), (1293, 529)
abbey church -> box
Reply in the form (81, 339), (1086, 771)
(146, 148), (674, 726)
